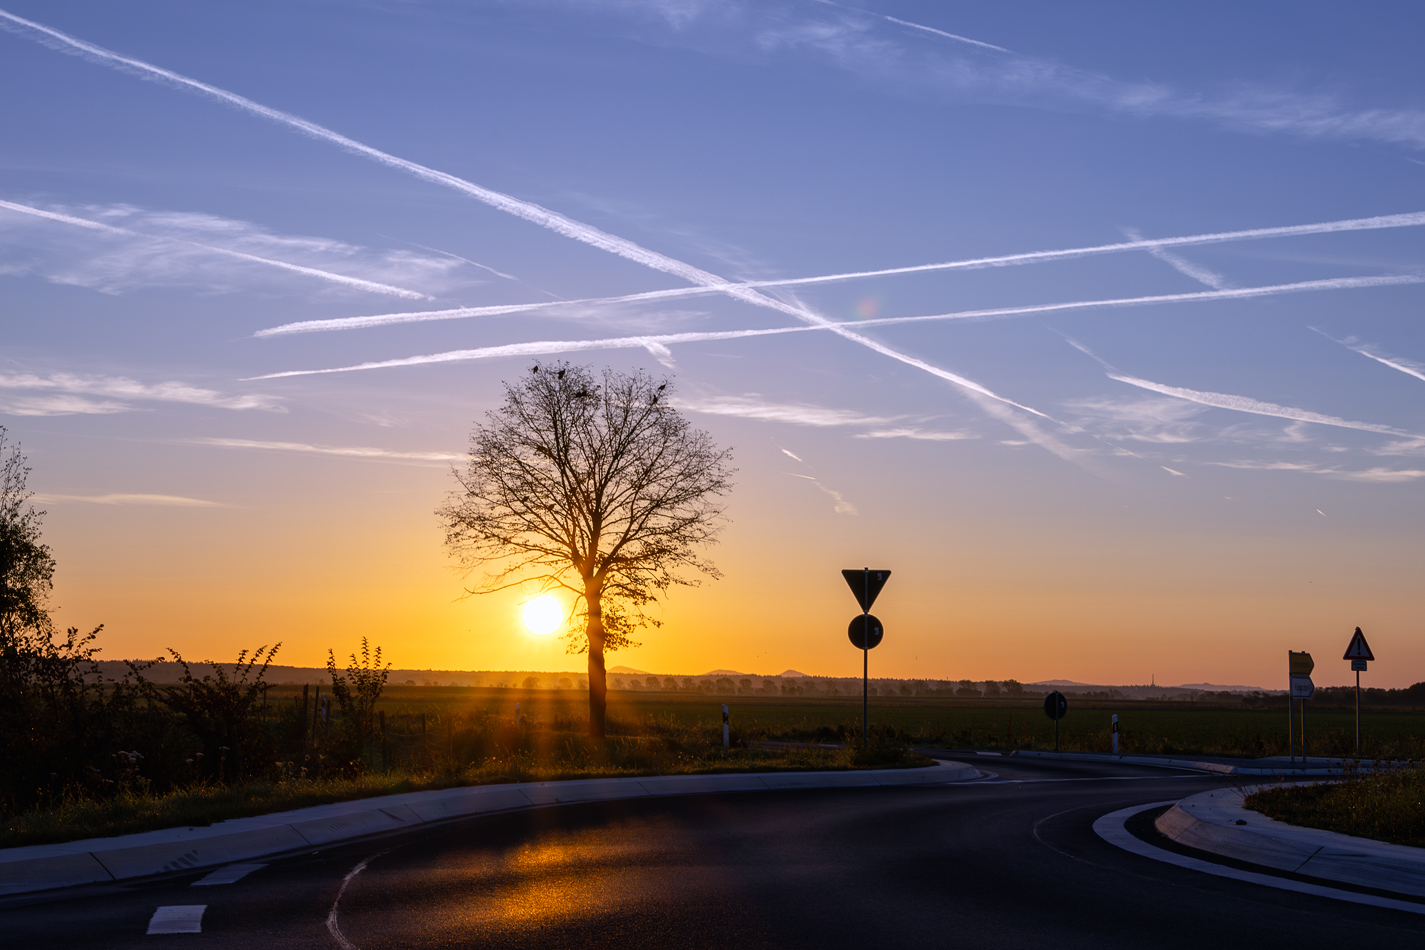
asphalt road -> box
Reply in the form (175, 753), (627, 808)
(3, 756), (1421, 949)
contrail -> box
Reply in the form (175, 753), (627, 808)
(255, 216), (1425, 336)
(1124, 227), (1228, 289)
(0, 9), (736, 286)
(0, 8), (1052, 421)
(259, 273), (1422, 340)
(0, 198), (429, 299)
(245, 327), (813, 378)
(812, 1), (1010, 53)
(1311, 328), (1425, 384)
(1108, 372), (1404, 435)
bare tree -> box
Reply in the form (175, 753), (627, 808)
(439, 362), (734, 739)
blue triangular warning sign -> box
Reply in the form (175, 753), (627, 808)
(1343, 627), (1375, 661)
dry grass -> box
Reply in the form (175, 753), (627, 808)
(2, 729), (928, 849)
(1245, 767), (1425, 848)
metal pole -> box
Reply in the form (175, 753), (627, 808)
(862, 568), (869, 750)
(1287, 666), (1294, 763)
(1355, 670), (1361, 756)
(1300, 698), (1306, 762)
(1054, 713), (1059, 752)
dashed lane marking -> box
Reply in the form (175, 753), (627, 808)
(192, 863), (266, 886)
(147, 905), (206, 934)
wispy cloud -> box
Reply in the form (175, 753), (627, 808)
(677, 395), (899, 428)
(256, 215), (1425, 336)
(191, 438), (462, 462)
(855, 427), (974, 441)
(33, 493), (226, 506)
(682, 2), (1425, 151)
(780, 447), (803, 462)
(1211, 460), (1425, 482)
(0, 198), (439, 298)
(1061, 395), (1206, 444)
(1108, 372), (1404, 435)
(0, 370), (281, 414)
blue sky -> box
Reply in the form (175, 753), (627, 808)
(2, 1), (1423, 688)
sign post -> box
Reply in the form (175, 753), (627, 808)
(842, 568), (890, 750)
(1342, 627), (1375, 756)
(1288, 651), (1314, 761)
(1043, 691), (1068, 751)
(722, 704), (730, 749)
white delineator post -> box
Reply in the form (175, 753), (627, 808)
(1111, 714), (1119, 754)
(722, 704), (730, 749)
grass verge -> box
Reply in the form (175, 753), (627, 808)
(1244, 767), (1425, 848)
(2, 739), (930, 850)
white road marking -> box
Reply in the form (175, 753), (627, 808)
(1094, 802), (1425, 915)
(327, 851), (388, 950)
(147, 905), (207, 934)
(192, 863), (266, 886)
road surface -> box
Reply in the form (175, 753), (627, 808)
(2, 755), (1420, 948)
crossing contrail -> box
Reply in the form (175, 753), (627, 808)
(254, 217), (1425, 337)
(0, 6), (1055, 421)
(257, 272), (1422, 339)
(0, 198), (429, 299)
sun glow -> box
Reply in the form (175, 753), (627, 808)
(521, 594), (563, 636)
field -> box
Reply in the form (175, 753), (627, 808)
(313, 684), (1425, 762)
(9, 684), (1422, 849)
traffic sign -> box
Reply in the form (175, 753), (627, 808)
(842, 569), (891, 612)
(847, 614), (884, 650)
(1043, 691), (1068, 720)
(1351, 658), (1367, 672)
(1288, 651), (1314, 675)
(1289, 674), (1315, 699)
(1343, 627), (1375, 661)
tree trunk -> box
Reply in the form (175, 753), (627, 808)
(584, 585), (607, 740)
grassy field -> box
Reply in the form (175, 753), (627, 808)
(10, 685), (1422, 849)
(342, 685), (1425, 761)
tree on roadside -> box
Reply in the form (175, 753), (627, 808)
(439, 362), (734, 739)
(0, 427), (56, 644)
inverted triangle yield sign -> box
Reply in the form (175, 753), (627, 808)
(842, 569), (890, 612)
(1343, 627), (1375, 661)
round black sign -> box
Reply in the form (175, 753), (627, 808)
(847, 614), (884, 650)
(1043, 691), (1068, 721)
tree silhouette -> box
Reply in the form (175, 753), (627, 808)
(439, 362), (734, 739)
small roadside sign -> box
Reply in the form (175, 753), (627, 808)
(842, 569), (890, 612)
(847, 614), (884, 650)
(1343, 627), (1375, 662)
(1289, 674), (1315, 699)
(1043, 691), (1068, 720)
(1351, 658), (1367, 672)
(1288, 651), (1314, 675)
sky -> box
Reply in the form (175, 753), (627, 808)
(2, 1), (1424, 689)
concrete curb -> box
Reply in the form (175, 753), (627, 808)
(1012, 750), (1344, 776)
(1154, 786), (1425, 897)
(0, 760), (979, 896)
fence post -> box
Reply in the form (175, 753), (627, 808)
(1111, 714), (1119, 755)
(379, 710), (389, 772)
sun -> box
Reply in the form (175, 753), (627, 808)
(521, 594), (563, 636)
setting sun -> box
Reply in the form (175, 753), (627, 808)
(521, 595), (563, 636)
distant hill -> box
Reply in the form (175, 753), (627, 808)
(779, 669), (810, 678)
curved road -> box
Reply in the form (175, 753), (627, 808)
(3, 757), (1421, 948)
